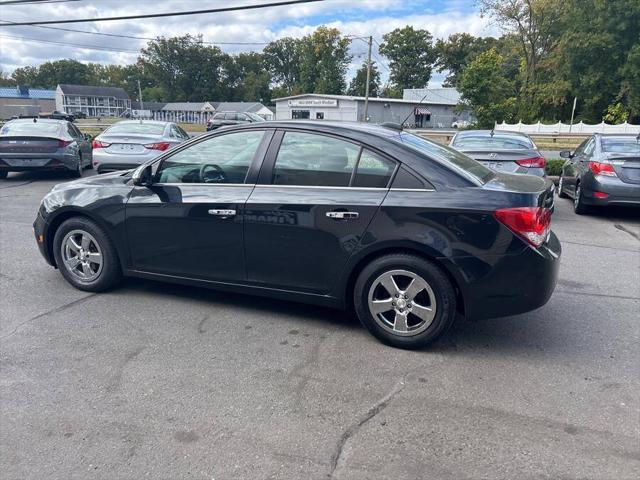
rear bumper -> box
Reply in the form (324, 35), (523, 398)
(581, 175), (640, 207)
(93, 150), (159, 172)
(0, 153), (78, 172)
(458, 231), (561, 321)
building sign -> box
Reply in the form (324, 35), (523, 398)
(131, 109), (152, 118)
(288, 98), (338, 108)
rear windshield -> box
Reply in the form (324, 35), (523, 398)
(601, 137), (640, 153)
(106, 123), (165, 135)
(396, 131), (494, 184)
(452, 134), (533, 150)
(0, 121), (60, 135)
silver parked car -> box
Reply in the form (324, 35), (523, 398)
(92, 120), (190, 173)
(0, 118), (92, 178)
(450, 130), (546, 177)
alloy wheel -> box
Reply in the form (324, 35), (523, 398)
(367, 269), (437, 336)
(61, 229), (103, 282)
(574, 185), (581, 209)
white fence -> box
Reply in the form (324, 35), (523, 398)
(495, 121), (640, 135)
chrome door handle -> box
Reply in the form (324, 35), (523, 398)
(208, 209), (236, 218)
(326, 211), (359, 219)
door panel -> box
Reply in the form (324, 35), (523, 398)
(126, 185), (253, 281)
(244, 186), (387, 293)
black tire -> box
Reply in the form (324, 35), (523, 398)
(70, 154), (83, 178)
(354, 254), (456, 349)
(0, 170), (7, 179)
(573, 183), (589, 215)
(557, 176), (569, 198)
(52, 217), (122, 292)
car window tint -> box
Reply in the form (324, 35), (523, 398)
(157, 130), (265, 184)
(170, 125), (181, 138)
(601, 137), (640, 153)
(583, 138), (595, 157)
(452, 135), (533, 149)
(272, 132), (359, 187)
(353, 150), (396, 188)
(178, 127), (189, 139)
(391, 167), (432, 189)
(107, 123), (165, 135)
(1, 121), (60, 135)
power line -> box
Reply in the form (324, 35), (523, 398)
(0, 33), (139, 53)
(0, 0), (324, 26)
(0, 0), (79, 5)
(1, 21), (271, 45)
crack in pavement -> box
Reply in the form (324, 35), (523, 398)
(555, 289), (639, 301)
(329, 379), (406, 479)
(290, 332), (331, 410)
(614, 224), (640, 242)
(0, 293), (97, 341)
(0, 180), (35, 190)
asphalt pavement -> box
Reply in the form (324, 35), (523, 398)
(1, 169), (639, 480)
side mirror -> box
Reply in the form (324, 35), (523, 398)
(559, 150), (573, 159)
(132, 164), (153, 186)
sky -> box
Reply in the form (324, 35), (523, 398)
(0, 0), (500, 87)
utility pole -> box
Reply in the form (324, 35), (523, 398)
(569, 96), (577, 133)
(137, 79), (144, 118)
(363, 35), (373, 122)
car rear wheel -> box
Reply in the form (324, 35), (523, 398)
(557, 176), (569, 198)
(573, 183), (589, 214)
(71, 155), (83, 178)
(0, 171), (7, 179)
(53, 217), (122, 292)
(354, 254), (456, 349)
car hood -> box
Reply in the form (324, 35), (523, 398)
(51, 170), (132, 192)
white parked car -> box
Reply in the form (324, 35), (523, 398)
(451, 120), (471, 129)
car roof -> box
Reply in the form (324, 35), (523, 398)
(8, 118), (67, 125)
(113, 120), (171, 126)
(594, 133), (639, 138)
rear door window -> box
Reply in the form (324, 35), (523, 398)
(353, 150), (396, 188)
(272, 132), (359, 187)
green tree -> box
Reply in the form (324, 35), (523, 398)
(298, 26), (352, 94)
(224, 52), (271, 102)
(435, 33), (498, 87)
(140, 35), (227, 102)
(458, 48), (517, 127)
(34, 59), (92, 87)
(620, 44), (640, 121)
(347, 61), (380, 97)
(10, 66), (39, 86)
(263, 37), (302, 95)
(379, 26), (437, 90)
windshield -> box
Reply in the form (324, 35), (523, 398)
(453, 134), (533, 150)
(396, 131), (494, 184)
(601, 137), (640, 153)
(0, 121), (61, 135)
(106, 123), (165, 135)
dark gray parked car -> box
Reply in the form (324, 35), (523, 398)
(206, 111), (265, 131)
(557, 134), (640, 214)
(0, 118), (92, 178)
(450, 130), (546, 177)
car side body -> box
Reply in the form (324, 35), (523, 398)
(0, 118), (92, 178)
(450, 130), (546, 177)
(206, 111), (266, 131)
(557, 134), (640, 213)
(34, 122), (560, 347)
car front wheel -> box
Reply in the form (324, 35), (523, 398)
(52, 217), (122, 292)
(354, 254), (456, 349)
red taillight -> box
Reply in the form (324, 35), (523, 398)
(516, 156), (546, 168)
(589, 161), (617, 177)
(593, 191), (609, 199)
(143, 142), (170, 151)
(92, 139), (111, 149)
(495, 207), (551, 248)
(58, 139), (73, 148)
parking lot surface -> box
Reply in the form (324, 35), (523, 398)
(1, 170), (639, 480)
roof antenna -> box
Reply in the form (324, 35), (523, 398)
(33, 117), (37, 123)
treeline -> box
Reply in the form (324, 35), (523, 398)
(1, 0), (638, 126)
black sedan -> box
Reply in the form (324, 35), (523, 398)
(206, 111), (265, 131)
(34, 121), (560, 349)
(558, 134), (640, 213)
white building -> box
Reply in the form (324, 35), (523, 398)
(56, 84), (131, 117)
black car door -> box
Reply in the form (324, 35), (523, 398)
(244, 129), (397, 294)
(125, 129), (272, 281)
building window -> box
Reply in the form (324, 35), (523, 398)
(316, 112), (324, 120)
(292, 110), (310, 119)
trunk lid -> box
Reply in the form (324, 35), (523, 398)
(484, 171), (555, 210)
(98, 133), (163, 156)
(603, 153), (640, 185)
(461, 148), (542, 173)
(0, 136), (63, 154)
